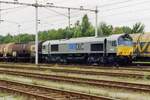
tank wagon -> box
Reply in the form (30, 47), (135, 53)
(42, 33), (133, 64)
(131, 33), (150, 61)
(0, 42), (42, 62)
(0, 44), (5, 57)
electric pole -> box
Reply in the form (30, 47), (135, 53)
(0, 2), (1, 23)
(18, 24), (21, 43)
(95, 6), (98, 37)
(35, 0), (39, 65)
(68, 8), (71, 30)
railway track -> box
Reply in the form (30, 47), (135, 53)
(0, 68), (150, 93)
(0, 79), (114, 100)
(1, 63), (150, 73)
(0, 63), (150, 79)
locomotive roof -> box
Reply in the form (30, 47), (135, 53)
(43, 36), (106, 45)
(43, 33), (130, 45)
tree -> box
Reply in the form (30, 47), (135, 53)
(73, 20), (82, 37)
(113, 26), (132, 34)
(17, 34), (34, 43)
(98, 22), (113, 36)
(39, 31), (49, 41)
(122, 26), (132, 34)
(131, 22), (145, 34)
(81, 14), (94, 37)
(113, 27), (124, 34)
(2, 34), (14, 43)
(0, 35), (4, 43)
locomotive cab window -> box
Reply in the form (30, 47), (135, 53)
(91, 43), (103, 51)
(112, 41), (117, 46)
(51, 44), (58, 52)
(118, 36), (133, 46)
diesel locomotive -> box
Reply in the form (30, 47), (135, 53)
(42, 33), (133, 64)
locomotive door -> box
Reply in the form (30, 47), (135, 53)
(48, 43), (51, 55)
(104, 39), (107, 56)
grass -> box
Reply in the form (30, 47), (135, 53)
(0, 92), (26, 100)
(133, 61), (150, 64)
(0, 74), (150, 100)
(144, 75), (150, 80)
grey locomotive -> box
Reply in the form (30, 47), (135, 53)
(42, 33), (133, 64)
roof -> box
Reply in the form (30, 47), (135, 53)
(43, 36), (107, 45)
(107, 33), (130, 40)
(43, 33), (129, 45)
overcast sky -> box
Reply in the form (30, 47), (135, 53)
(0, 0), (150, 35)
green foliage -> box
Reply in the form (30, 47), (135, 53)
(131, 22), (145, 34)
(122, 26), (132, 34)
(80, 14), (94, 37)
(0, 35), (4, 43)
(73, 21), (82, 37)
(113, 26), (132, 34)
(38, 31), (49, 41)
(112, 22), (144, 34)
(15, 34), (35, 43)
(113, 27), (124, 34)
(143, 75), (150, 80)
(2, 34), (14, 43)
(98, 22), (113, 36)
(0, 33), (35, 44)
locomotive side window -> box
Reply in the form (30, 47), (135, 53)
(51, 45), (58, 52)
(112, 41), (117, 46)
(91, 43), (103, 51)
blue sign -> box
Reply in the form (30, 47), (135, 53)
(68, 43), (77, 50)
(68, 43), (84, 50)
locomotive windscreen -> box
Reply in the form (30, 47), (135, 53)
(118, 35), (133, 46)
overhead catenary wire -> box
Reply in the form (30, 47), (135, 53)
(98, 0), (131, 8)
(1, 0), (149, 31)
(44, 7), (68, 17)
(110, 15), (150, 24)
(1, 6), (26, 11)
(2, 11), (90, 35)
(2, 6), (29, 15)
(102, 7), (150, 18)
(100, 0), (150, 12)
(40, 8), (93, 27)
(42, 7), (86, 20)
(0, 3), (1, 23)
